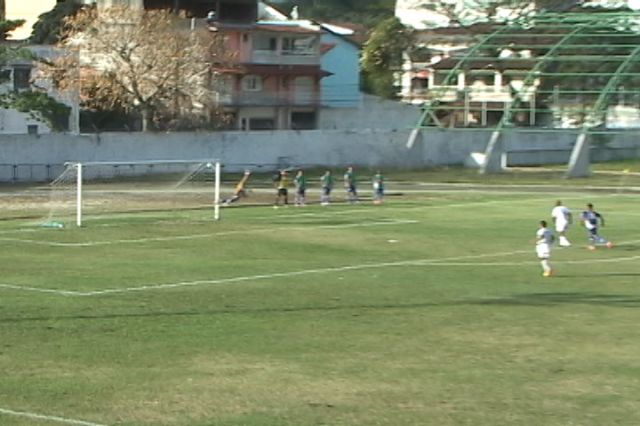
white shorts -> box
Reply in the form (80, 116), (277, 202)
(555, 221), (569, 233)
(536, 244), (551, 259)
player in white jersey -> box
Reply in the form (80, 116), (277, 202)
(551, 200), (572, 247)
(581, 203), (613, 251)
(535, 220), (555, 277)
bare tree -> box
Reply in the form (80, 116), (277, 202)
(40, 6), (232, 131)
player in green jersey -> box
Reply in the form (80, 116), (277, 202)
(320, 170), (333, 206)
(294, 169), (307, 206)
(343, 166), (358, 204)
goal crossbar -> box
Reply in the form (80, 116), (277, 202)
(65, 159), (221, 227)
(65, 159), (220, 167)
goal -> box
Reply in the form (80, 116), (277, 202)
(45, 160), (221, 227)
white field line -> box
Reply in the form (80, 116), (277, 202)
(0, 283), (81, 296)
(2, 245), (639, 298)
(1, 185), (630, 240)
(0, 191), (616, 245)
(15, 249), (533, 297)
(0, 219), (418, 247)
(0, 187), (602, 235)
(0, 407), (107, 426)
(247, 193), (601, 221)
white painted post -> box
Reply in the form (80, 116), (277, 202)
(214, 161), (221, 221)
(76, 163), (83, 227)
(457, 71), (465, 91)
(464, 89), (470, 126)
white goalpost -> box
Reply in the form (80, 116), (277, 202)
(50, 159), (222, 227)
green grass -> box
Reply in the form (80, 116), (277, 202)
(2, 170), (640, 425)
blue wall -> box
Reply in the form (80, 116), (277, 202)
(320, 32), (362, 108)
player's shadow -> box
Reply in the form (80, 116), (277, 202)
(472, 292), (640, 307)
(611, 244), (640, 252)
(3, 292), (640, 324)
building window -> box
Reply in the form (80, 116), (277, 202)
(253, 36), (277, 51)
(282, 36), (316, 55)
(293, 76), (314, 104)
(0, 69), (10, 82)
(241, 75), (263, 92)
(249, 118), (274, 130)
(291, 111), (316, 130)
(13, 67), (31, 90)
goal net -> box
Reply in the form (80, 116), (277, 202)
(44, 160), (221, 227)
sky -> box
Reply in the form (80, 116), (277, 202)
(6, 0), (57, 40)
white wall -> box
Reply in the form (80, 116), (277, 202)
(0, 109), (51, 134)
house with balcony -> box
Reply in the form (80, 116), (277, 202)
(212, 18), (329, 130)
(397, 22), (543, 128)
(85, 0), (331, 130)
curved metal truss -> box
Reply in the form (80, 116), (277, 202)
(406, 11), (640, 176)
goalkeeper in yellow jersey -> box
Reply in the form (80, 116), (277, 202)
(274, 170), (290, 207)
(222, 170), (251, 206)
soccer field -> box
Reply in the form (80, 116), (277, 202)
(2, 176), (640, 426)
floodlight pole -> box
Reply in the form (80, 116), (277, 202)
(76, 162), (83, 227)
(214, 161), (221, 221)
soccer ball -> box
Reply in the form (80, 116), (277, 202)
(206, 162), (213, 168)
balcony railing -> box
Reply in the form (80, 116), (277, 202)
(406, 85), (516, 104)
(250, 50), (320, 66)
(217, 90), (319, 107)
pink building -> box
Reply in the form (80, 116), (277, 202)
(213, 19), (330, 130)
(122, 0), (330, 130)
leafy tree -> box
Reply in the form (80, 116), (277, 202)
(361, 17), (412, 99)
(0, 17), (25, 40)
(41, 6), (232, 131)
(30, 0), (83, 45)
(5, 90), (71, 131)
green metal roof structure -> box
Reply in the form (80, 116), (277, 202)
(406, 11), (640, 176)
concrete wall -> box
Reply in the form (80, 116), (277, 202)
(502, 131), (640, 166)
(2, 128), (640, 182)
(318, 94), (423, 130)
(0, 129), (422, 181)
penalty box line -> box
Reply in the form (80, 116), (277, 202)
(0, 249), (533, 297)
(0, 190), (608, 243)
(0, 407), (107, 426)
(3, 241), (639, 298)
(1, 190), (625, 245)
(74, 249), (640, 297)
